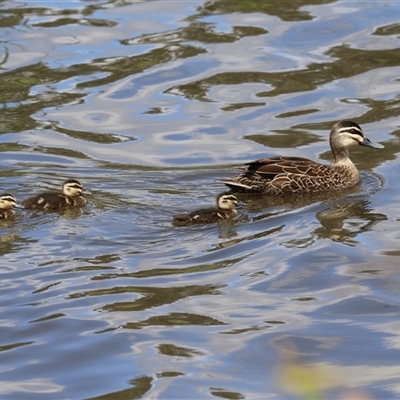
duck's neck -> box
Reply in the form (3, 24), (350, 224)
(332, 147), (353, 165)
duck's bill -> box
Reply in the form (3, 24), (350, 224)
(361, 137), (384, 149)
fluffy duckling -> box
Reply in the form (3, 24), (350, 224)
(221, 120), (384, 194)
(173, 193), (238, 225)
(22, 179), (87, 210)
(0, 193), (19, 219)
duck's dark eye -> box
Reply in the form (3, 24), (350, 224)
(348, 128), (363, 136)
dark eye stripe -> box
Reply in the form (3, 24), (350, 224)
(348, 128), (363, 136)
(339, 127), (363, 136)
(1, 197), (15, 202)
(223, 196), (237, 201)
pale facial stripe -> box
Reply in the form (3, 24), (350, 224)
(1, 196), (16, 203)
(338, 126), (363, 135)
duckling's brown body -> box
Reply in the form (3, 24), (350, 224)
(0, 209), (16, 219)
(221, 121), (384, 194)
(22, 179), (87, 210)
(173, 193), (238, 225)
(0, 194), (19, 219)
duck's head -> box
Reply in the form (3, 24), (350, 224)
(0, 193), (18, 210)
(62, 179), (84, 197)
(331, 120), (384, 150)
(217, 193), (238, 210)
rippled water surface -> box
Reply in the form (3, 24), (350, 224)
(1, 1), (400, 399)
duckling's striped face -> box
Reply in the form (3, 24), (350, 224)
(62, 180), (84, 197)
(217, 194), (238, 210)
(0, 194), (17, 210)
(333, 120), (384, 149)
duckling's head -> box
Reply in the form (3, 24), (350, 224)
(0, 193), (18, 210)
(62, 179), (84, 197)
(331, 120), (384, 150)
(217, 193), (238, 210)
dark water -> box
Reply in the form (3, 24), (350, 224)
(1, 1), (400, 399)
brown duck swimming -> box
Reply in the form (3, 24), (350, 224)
(22, 179), (87, 210)
(0, 194), (19, 219)
(173, 193), (238, 225)
(221, 120), (384, 194)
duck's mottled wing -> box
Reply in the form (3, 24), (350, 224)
(222, 156), (337, 193)
(267, 168), (339, 193)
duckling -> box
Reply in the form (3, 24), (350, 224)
(0, 193), (19, 219)
(221, 120), (384, 194)
(22, 179), (87, 210)
(173, 193), (238, 225)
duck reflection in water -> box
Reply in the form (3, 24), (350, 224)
(314, 199), (387, 245)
